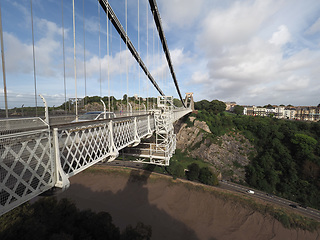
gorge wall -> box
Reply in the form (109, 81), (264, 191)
(175, 116), (256, 181)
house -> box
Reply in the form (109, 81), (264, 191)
(243, 106), (255, 116)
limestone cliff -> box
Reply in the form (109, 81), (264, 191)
(175, 116), (256, 181)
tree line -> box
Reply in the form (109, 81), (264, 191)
(0, 197), (152, 240)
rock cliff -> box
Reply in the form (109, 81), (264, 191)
(175, 116), (256, 181)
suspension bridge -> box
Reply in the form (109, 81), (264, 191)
(0, 0), (194, 216)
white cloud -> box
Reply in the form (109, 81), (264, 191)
(3, 32), (33, 74)
(85, 16), (107, 35)
(305, 17), (320, 35)
(269, 25), (291, 46)
(208, 38), (282, 82)
(37, 19), (64, 38)
(170, 48), (191, 67)
(159, 0), (205, 29)
(3, 19), (63, 77)
(199, 0), (283, 51)
(83, 50), (135, 79)
(275, 75), (309, 91)
(190, 0), (320, 105)
(191, 71), (209, 84)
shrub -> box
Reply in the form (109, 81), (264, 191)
(186, 163), (200, 181)
(198, 167), (219, 186)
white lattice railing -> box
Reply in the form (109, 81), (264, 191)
(0, 118), (54, 216)
(0, 109), (191, 216)
(0, 114), (156, 216)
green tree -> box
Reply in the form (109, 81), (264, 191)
(194, 100), (210, 110)
(173, 98), (183, 107)
(198, 167), (219, 186)
(291, 133), (317, 162)
(233, 105), (244, 115)
(264, 104), (273, 108)
(209, 100), (226, 115)
(186, 163), (200, 181)
(166, 161), (185, 179)
(121, 222), (152, 240)
(0, 197), (153, 240)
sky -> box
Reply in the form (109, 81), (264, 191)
(0, 0), (320, 108)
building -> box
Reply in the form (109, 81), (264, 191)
(254, 107), (266, 116)
(296, 107), (320, 121)
(275, 106), (285, 119)
(242, 104), (319, 122)
(284, 108), (296, 119)
(243, 106), (255, 116)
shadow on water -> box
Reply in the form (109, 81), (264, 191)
(58, 166), (200, 240)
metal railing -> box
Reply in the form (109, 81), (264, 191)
(0, 114), (156, 216)
(0, 95), (192, 216)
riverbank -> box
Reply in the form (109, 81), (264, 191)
(57, 166), (320, 240)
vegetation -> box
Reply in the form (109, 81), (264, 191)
(194, 99), (226, 115)
(0, 197), (152, 240)
(198, 167), (219, 186)
(233, 105), (244, 115)
(193, 100), (320, 210)
(186, 163), (200, 181)
(166, 160), (185, 179)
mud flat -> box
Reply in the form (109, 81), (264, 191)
(57, 166), (320, 240)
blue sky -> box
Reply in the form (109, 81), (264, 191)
(0, 0), (320, 108)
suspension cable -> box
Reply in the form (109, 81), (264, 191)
(146, 0), (149, 110)
(120, 27), (122, 114)
(110, 23), (113, 111)
(0, 1), (8, 118)
(61, 0), (67, 113)
(98, 2), (102, 97)
(72, 0), (78, 120)
(148, 0), (186, 107)
(83, 0), (87, 108)
(30, 0), (38, 116)
(125, 0), (128, 113)
(107, 0), (110, 111)
(152, 14), (155, 108)
(99, 0), (164, 97)
(138, 0), (140, 112)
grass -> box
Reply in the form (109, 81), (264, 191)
(171, 149), (211, 169)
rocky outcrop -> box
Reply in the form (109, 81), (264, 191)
(175, 117), (255, 181)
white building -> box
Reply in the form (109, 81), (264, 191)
(284, 109), (296, 119)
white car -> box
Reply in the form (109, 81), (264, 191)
(246, 189), (255, 194)
(73, 111), (116, 122)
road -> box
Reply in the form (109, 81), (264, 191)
(219, 180), (320, 222)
